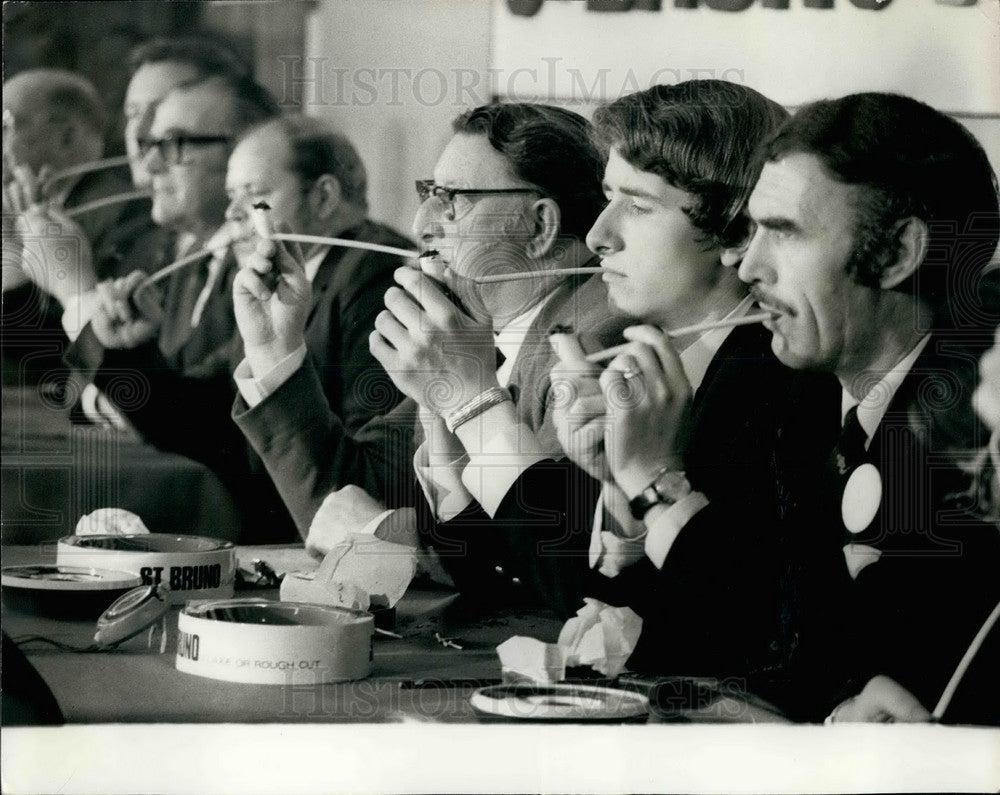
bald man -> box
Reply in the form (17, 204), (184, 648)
(2, 68), (149, 388)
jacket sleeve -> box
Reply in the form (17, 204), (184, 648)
(233, 364), (418, 537)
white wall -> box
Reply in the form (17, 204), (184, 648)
(304, 0), (491, 234)
(305, 0), (1000, 233)
(492, 0), (1000, 176)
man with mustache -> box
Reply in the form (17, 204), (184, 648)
(678, 93), (998, 722)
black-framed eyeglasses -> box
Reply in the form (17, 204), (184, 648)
(137, 133), (232, 165)
(415, 179), (543, 221)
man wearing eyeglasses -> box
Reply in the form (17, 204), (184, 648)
(231, 104), (626, 570)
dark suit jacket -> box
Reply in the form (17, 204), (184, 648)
(759, 329), (1000, 723)
(429, 320), (840, 632)
(71, 220), (409, 543)
(235, 269), (629, 538)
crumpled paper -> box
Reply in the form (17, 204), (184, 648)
(282, 534), (418, 610)
(497, 636), (566, 684)
(75, 507), (150, 536)
(497, 598), (643, 682)
(558, 598), (643, 677)
(284, 490), (419, 613)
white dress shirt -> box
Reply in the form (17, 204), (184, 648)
(413, 297), (550, 522)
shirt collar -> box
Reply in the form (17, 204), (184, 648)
(493, 296), (549, 364)
(303, 247), (329, 283)
(679, 294), (755, 392)
(840, 333), (931, 443)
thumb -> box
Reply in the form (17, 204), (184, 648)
(270, 220), (307, 277)
(129, 273), (164, 324)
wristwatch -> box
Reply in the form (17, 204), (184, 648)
(628, 468), (692, 520)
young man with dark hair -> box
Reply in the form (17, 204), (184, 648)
(417, 82), (837, 636)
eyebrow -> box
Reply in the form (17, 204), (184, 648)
(601, 182), (662, 203)
(753, 215), (801, 234)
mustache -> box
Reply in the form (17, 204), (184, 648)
(750, 286), (796, 316)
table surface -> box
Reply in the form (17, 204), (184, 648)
(1, 386), (241, 543)
(1, 543), (790, 725)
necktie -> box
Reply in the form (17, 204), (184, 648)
(495, 347), (506, 370)
(833, 405), (883, 577)
(835, 405), (868, 476)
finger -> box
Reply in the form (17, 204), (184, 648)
(600, 352), (649, 413)
(559, 416), (606, 454)
(246, 246), (277, 278)
(551, 356), (602, 383)
(394, 265), (463, 326)
(617, 338), (666, 386)
(38, 165), (56, 199)
(383, 285), (424, 331)
(95, 280), (128, 325)
(129, 277), (164, 323)
(373, 308), (413, 353)
(567, 393), (609, 419)
(369, 328), (400, 369)
(862, 676), (931, 723)
(550, 332), (597, 372)
(112, 276), (141, 321)
(13, 165), (41, 207)
(270, 220), (307, 275)
(6, 178), (28, 214)
(233, 266), (273, 304)
(2, 182), (20, 214)
(624, 325), (687, 392)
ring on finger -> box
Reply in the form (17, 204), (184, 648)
(622, 368), (641, 381)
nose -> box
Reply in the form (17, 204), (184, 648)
(736, 227), (774, 286)
(225, 195), (248, 223)
(142, 142), (166, 175)
(412, 197), (446, 246)
(585, 202), (621, 257)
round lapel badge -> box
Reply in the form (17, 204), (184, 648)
(842, 463), (883, 535)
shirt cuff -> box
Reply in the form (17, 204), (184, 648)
(61, 291), (98, 342)
(643, 491), (710, 569)
(589, 489), (648, 578)
(413, 441), (474, 522)
(234, 344), (308, 408)
(457, 400), (550, 518)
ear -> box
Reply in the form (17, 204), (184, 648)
(880, 217), (929, 290)
(310, 174), (342, 220)
(526, 198), (561, 260)
(720, 242), (747, 268)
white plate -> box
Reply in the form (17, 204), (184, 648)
(470, 683), (649, 722)
(1, 565), (141, 591)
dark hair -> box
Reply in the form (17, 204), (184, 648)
(242, 116), (368, 210)
(171, 74), (281, 136)
(591, 80), (789, 250)
(765, 93), (1000, 325)
(452, 103), (605, 241)
(128, 35), (250, 81)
